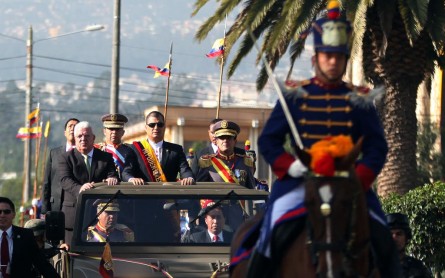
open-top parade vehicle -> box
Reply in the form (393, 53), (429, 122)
(47, 182), (268, 278)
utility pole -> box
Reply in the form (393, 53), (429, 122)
(110, 0), (121, 113)
(23, 25), (33, 204)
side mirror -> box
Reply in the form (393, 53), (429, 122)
(45, 211), (65, 243)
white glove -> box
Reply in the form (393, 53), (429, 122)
(287, 159), (308, 178)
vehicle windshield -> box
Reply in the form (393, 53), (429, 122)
(73, 192), (267, 246)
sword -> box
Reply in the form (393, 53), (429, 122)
(247, 28), (304, 150)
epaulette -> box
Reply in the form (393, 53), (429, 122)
(115, 223), (135, 242)
(284, 79), (311, 89)
(236, 153), (254, 168)
(199, 154), (215, 168)
(279, 80), (310, 101)
(345, 83), (370, 94)
(94, 143), (106, 150)
(346, 85), (385, 109)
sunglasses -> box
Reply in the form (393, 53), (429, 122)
(146, 122), (165, 128)
(0, 209), (12, 215)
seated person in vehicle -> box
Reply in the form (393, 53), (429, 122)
(87, 199), (134, 242)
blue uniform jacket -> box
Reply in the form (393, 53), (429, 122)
(258, 78), (388, 202)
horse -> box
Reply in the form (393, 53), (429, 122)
(230, 138), (380, 277)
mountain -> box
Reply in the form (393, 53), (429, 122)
(0, 0), (312, 173)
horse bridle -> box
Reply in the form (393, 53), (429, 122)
(305, 171), (369, 277)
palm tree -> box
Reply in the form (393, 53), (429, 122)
(192, 0), (445, 197)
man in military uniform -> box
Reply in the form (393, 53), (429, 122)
(196, 120), (255, 231)
(96, 113), (144, 185)
(249, 2), (399, 277)
(87, 200), (134, 242)
(196, 120), (255, 189)
(387, 213), (432, 278)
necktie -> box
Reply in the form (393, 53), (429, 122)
(213, 235), (220, 242)
(83, 155), (91, 174)
(1, 231), (9, 278)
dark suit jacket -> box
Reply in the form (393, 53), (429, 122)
(10, 225), (59, 278)
(41, 146), (65, 214)
(131, 141), (194, 182)
(58, 148), (118, 231)
(188, 230), (233, 243)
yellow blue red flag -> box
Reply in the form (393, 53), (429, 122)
(28, 108), (40, 126)
(147, 62), (170, 78)
(206, 38), (225, 58)
(16, 126), (42, 139)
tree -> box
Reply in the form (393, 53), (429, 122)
(192, 0), (445, 196)
(381, 182), (445, 275)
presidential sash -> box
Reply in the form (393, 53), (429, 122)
(210, 156), (240, 184)
(95, 143), (126, 177)
(132, 140), (167, 182)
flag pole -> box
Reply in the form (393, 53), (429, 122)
(40, 120), (51, 191)
(164, 42), (173, 123)
(32, 120), (42, 219)
(216, 14), (227, 119)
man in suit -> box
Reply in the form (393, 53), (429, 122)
(186, 200), (233, 244)
(131, 111), (195, 185)
(0, 197), (59, 278)
(58, 121), (118, 244)
(41, 118), (79, 217)
(95, 113), (144, 185)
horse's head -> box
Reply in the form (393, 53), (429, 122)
(301, 137), (371, 277)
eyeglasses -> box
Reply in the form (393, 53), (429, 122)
(146, 122), (165, 128)
(0, 209), (12, 215)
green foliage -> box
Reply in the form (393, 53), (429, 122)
(0, 177), (24, 226)
(381, 181), (445, 273)
(417, 122), (445, 184)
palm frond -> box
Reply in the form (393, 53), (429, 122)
(247, 0), (280, 30)
(194, 0), (243, 41)
(349, 0), (370, 59)
(406, 0), (429, 29)
(398, 0), (422, 44)
(426, 0), (445, 51)
(191, 0), (212, 17)
(288, 38), (308, 80)
(227, 26), (266, 78)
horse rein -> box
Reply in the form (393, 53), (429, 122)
(305, 171), (367, 277)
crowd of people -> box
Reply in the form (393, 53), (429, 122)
(38, 111), (263, 246)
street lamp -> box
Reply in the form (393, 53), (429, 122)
(1, 24), (104, 204)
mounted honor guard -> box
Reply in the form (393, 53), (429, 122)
(247, 0), (400, 276)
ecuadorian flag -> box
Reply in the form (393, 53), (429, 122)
(206, 38), (224, 58)
(147, 62), (170, 78)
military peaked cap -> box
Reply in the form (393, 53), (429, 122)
(101, 113), (128, 129)
(93, 199), (120, 212)
(24, 219), (46, 236)
(212, 120), (240, 138)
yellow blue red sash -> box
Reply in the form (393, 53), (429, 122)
(132, 140), (166, 182)
(210, 156), (240, 184)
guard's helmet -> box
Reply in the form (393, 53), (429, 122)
(386, 213), (412, 240)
